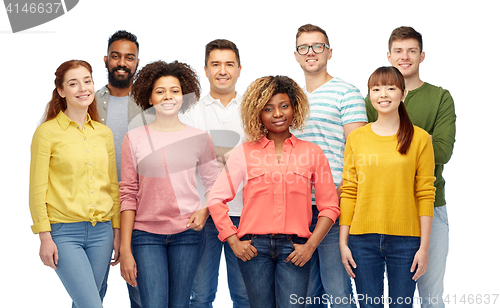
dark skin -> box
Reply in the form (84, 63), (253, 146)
(228, 93), (334, 266)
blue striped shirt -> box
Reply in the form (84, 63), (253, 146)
(295, 77), (367, 191)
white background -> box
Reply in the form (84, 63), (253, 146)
(1, 0), (499, 307)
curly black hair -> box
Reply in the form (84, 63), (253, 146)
(131, 60), (201, 113)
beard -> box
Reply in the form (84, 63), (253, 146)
(107, 64), (136, 88)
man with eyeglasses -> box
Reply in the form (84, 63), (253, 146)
(293, 24), (367, 308)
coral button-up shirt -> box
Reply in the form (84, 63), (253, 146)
(208, 134), (340, 241)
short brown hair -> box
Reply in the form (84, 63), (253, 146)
(388, 26), (423, 52)
(241, 76), (309, 142)
(131, 60), (201, 113)
(205, 39), (240, 67)
(296, 24), (330, 45)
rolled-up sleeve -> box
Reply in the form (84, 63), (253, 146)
(313, 150), (340, 223)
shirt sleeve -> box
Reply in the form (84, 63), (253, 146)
(312, 148), (340, 223)
(207, 144), (245, 241)
(340, 86), (368, 125)
(415, 133), (437, 217)
(364, 95), (378, 123)
(29, 125), (52, 234)
(119, 134), (139, 212)
(106, 128), (120, 228)
(339, 135), (358, 226)
(432, 90), (456, 165)
(198, 134), (220, 195)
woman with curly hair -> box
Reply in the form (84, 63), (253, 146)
(207, 75), (340, 308)
(119, 60), (220, 307)
(29, 60), (119, 307)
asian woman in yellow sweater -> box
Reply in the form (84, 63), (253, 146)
(339, 66), (436, 308)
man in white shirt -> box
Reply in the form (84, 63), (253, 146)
(180, 39), (249, 308)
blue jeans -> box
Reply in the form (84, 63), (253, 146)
(306, 206), (355, 308)
(132, 228), (205, 308)
(100, 264), (141, 308)
(238, 234), (311, 308)
(190, 216), (249, 308)
(51, 221), (113, 308)
(349, 234), (421, 308)
(417, 205), (449, 308)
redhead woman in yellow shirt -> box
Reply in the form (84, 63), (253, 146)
(339, 67), (435, 308)
(29, 60), (120, 308)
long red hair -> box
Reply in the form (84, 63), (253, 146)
(42, 60), (100, 123)
(368, 66), (414, 154)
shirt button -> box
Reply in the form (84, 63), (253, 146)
(89, 163), (92, 166)
(87, 150), (90, 153)
(84, 138), (87, 141)
(90, 177), (93, 180)
(91, 191), (93, 193)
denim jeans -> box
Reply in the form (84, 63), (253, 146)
(306, 206), (356, 308)
(349, 234), (421, 308)
(417, 205), (449, 308)
(100, 264), (141, 308)
(238, 234), (311, 308)
(190, 216), (249, 308)
(50, 221), (113, 308)
(132, 228), (205, 308)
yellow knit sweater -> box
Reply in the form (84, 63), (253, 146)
(340, 124), (436, 237)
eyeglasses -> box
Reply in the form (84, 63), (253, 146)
(296, 43), (330, 55)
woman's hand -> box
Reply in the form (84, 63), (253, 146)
(339, 225), (356, 278)
(39, 232), (58, 269)
(111, 228), (121, 266)
(226, 235), (257, 261)
(120, 250), (138, 287)
(286, 243), (315, 267)
(411, 248), (428, 281)
(340, 244), (357, 278)
(187, 208), (209, 231)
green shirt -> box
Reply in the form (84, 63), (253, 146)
(365, 82), (456, 207)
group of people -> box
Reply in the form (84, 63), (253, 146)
(29, 24), (456, 308)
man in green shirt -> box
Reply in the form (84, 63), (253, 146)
(365, 26), (456, 308)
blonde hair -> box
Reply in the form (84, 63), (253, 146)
(241, 76), (309, 142)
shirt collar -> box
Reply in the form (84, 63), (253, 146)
(258, 134), (298, 148)
(203, 93), (241, 106)
(56, 111), (95, 130)
(98, 85), (131, 98)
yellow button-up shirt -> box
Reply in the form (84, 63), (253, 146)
(29, 111), (120, 234)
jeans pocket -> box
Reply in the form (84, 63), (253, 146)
(434, 205), (449, 225)
(50, 223), (65, 233)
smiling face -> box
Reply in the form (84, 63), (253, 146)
(105, 39), (139, 88)
(260, 93), (294, 138)
(294, 31), (332, 75)
(387, 38), (425, 80)
(369, 84), (406, 115)
(205, 49), (241, 98)
(149, 76), (183, 118)
(57, 66), (95, 112)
